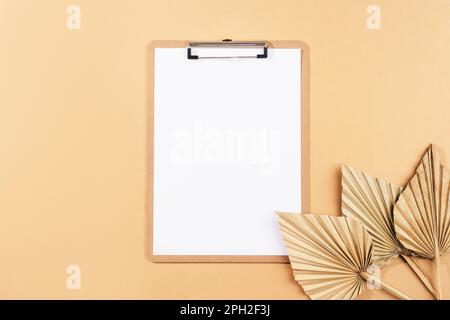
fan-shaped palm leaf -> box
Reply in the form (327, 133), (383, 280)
(394, 145), (450, 299)
(342, 165), (437, 298)
(278, 212), (412, 300)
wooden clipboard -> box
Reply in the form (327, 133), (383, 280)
(146, 40), (310, 263)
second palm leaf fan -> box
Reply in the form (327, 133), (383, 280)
(341, 165), (437, 298)
(394, 145), (450, 300)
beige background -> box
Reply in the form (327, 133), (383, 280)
(1, 0), (450, 299)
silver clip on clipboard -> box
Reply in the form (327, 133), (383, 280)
(187, 40), (268, 60)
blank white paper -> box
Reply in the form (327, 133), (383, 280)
(153, 47), (301, 255)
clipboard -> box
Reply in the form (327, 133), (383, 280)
(147, 40), (310, 263)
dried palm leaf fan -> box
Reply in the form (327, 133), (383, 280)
(342, 165), (437, 298)
(394, 145), (450, 300)
(278, 213), (412, 300)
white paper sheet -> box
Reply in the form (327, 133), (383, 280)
(153, 47), (301, 255)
